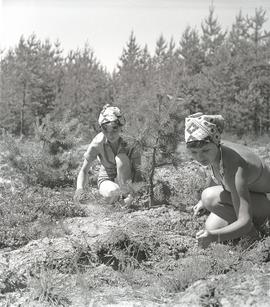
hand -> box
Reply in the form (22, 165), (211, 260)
(193, 200), (205, 216)
(119, 181), (134, 197)
(196, 229), (214, 249)
(74, 188), (85, 203)
(123, 194), (134, 206)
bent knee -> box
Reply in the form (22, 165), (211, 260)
(99, 181), (120, 198)
(201, 187), (220, 211)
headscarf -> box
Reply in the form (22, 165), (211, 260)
(185, 112), (224, 145)
(98, 104), (125, 126)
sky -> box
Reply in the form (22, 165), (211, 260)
(1, 0), (270, 72)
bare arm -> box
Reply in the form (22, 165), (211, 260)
(209, 167), (253, 241)
(76, 143), (98, 191)
(193, 170), (217, 216)
(76, 159), (92, 190)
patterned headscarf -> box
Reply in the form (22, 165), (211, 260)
(98, 104), (125, 126)
(185, 112), (224, 145)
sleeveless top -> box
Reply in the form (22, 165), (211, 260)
(208, 144), (265, 190)
(84, 132), (141, 179)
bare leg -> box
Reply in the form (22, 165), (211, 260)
(115, 153), (132, 186)
(201, 186), (235, 231)
(201, 186), (270, 232)
(115, 153), (134, 204)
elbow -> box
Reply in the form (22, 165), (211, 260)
(245, 219), (253, 233)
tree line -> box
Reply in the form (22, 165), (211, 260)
(1, 6), (270, 140)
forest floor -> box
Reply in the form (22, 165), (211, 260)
(0, 139), (270, 306)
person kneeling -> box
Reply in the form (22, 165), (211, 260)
(74, 104), (142, 205)
(185, 112), (270, 248)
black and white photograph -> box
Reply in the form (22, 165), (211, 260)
(1, 0), (270, 306)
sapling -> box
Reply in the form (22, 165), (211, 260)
(123, 93), (186, 207)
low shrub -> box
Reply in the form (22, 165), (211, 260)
(0, 187), (87, 248)
(1, 116), (81, 188)
(28, 267), (73, 306)
(95, 227), (153, 271)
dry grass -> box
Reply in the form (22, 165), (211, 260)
(1, 138), (270, 305)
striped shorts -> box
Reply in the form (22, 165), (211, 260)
(97, 165), (117, 188)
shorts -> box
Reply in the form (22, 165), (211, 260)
(97, 166), (117, 188)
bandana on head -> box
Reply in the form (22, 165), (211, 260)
(185, 112), (224, 145)
(98, 104), (125, 126)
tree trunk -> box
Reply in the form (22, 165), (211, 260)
(148, 147), (156, 208)
(20, 82), (27, 138)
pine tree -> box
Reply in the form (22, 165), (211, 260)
(123, 94), (185, 206)
(58, 44), (111, 138)
(114, 31), (150, 118)
(246, 7), (270, 59)
(229, 11), (250, 56)
(179, 26), (205, 74)
(201, 5), (226, 63)
(117, 31), (142, 72)
(0, 34), (63, 136)
(153, 35), (168, 69)
(152, 36), (182, 95)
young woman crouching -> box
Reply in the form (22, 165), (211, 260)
(185, 113), (270, 248)
(75, 104), (142, 204)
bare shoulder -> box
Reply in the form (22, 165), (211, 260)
(221, 143), (243, 175)
(221, 141), (244, 161)
(91, 132), (105, 146)
(222, 140), (263, 180)
(222, 141), (261, 164)
(84, 132), (104, 159)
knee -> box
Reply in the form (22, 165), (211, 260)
(107, 186), (120, 199)
(201, 187), (219, 211)
(99, 181), (120, 199)
(115, 154), (131, 171)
